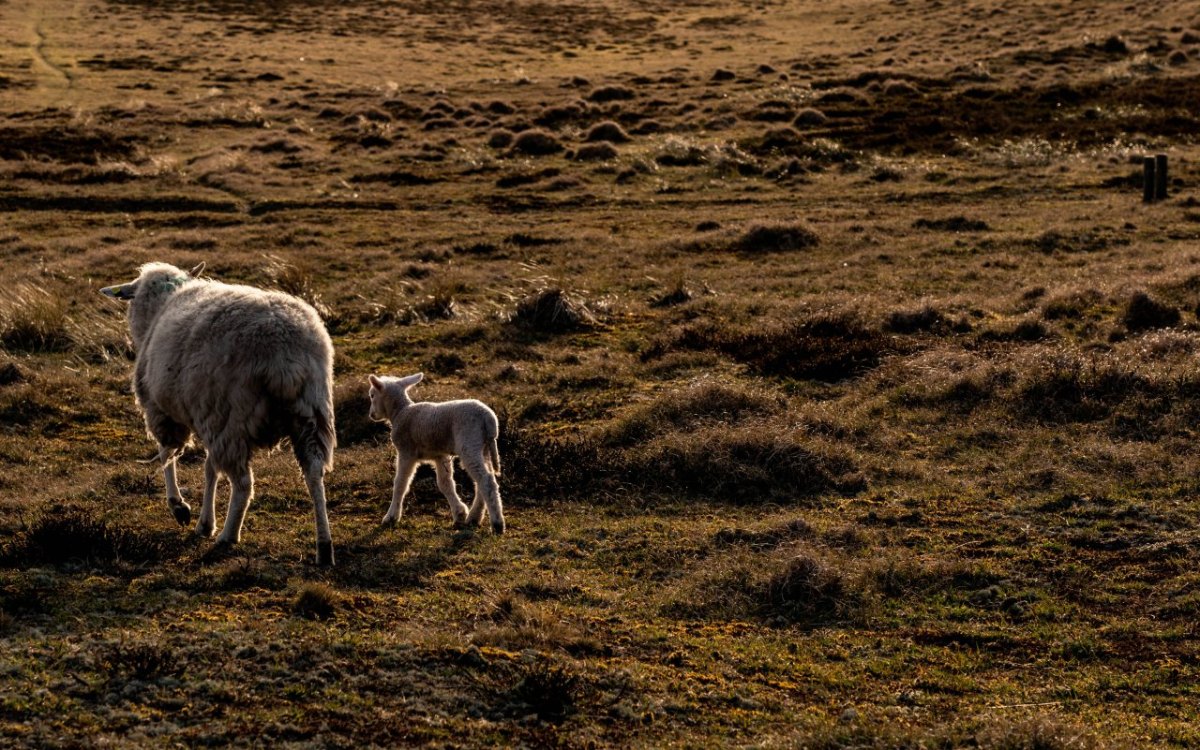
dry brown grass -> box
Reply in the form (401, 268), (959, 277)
(2, 0), (1200, 746)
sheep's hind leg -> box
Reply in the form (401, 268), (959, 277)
(383, 453), (417, 526)
(145, 410), (190, 526)
(435, 456), (470, 526)
(214, 466), (253, 548)
(303, 466), (334, 567)
(195, 454), (219, 538)
(162, 453), (192, 527)
(463, 455), (505, 535)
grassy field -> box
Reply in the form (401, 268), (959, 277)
(3, 0), (1200, 746)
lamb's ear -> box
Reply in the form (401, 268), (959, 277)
(189, 261), (206, 278)
(368, 374), (383, 390)
(402, 372), (424, 389)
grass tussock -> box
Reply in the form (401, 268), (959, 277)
(726, 221), (819, 253)
(597, 381), (785, 447)
(712, 518), (814, 548)
(0, 359), (25, 387)
(912, 216), (990, 232)
(0, 284), (73, 353)
(668, 546), (871, 626)
(472, 593), (602, 656)
(895, 341), (1200, 439)
(586, 85), (635, 102)
(583, 121), (631, 143)
(264, 254), (332, 321)
(649, 310), (896, 381)
(884, 302), (952, 334)
(333, 380), (381, 447)
(0, 125), (140, 164)
(0, 506), (182, 569)
(798, 716), (1108, 750)
(630, 424), (867, 501)
(503, 418), (863, 503)
(1026, 229), (1122, 255)
(1121, 291), (1180, 331)
(508, 129), (564, 156)
(671, 544), (999, 626)
(499, 659), (583, 722)
(98, 639), (186, 682)
(1011, 348), (1152, 423)
(508, 288), (597, 333)
(650, 278), (697, 308)
(293, 582), (341, 621)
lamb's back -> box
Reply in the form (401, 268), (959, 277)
(393, 400), (495, 458)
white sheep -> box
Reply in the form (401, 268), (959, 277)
(368, 373), (505, 534)
(101, 262), (337, 566)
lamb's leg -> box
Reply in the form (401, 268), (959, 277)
(434, 456), (470, 526)
(162, 454), (192, 527)
(462, 454), (505, 535)
(383, 453), (417, 526)
(303, 465), (334, 567)
(215, 466), (253, 547)
(195, 454), (219, 538)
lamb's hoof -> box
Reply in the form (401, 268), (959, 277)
(379, 515), (399, 528)
(194, 522), (216, 539)
(491, 520), (506, 535)
(172, 504), (192, 527)
(317, 541), (335, 568)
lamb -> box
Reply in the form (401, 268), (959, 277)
(101, 262), (337, 566)
(368, 373), (505, 534)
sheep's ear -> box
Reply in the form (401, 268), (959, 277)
(403, 372), (424, 388)
(368, 375), (383, 390)
(189, 262), (206, 278)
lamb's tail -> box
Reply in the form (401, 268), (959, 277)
(486, 418), (501, 476)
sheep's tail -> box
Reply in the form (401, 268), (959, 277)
(486, 419), (501, 476)
(293, 376), (336, 474)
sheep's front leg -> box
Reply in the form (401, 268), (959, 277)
(383, 453), (417, 526)
(434, 456), (470, 526)
(195, 454), (219, 538)
(215, 467), (253, 546)
(163, 455), (192, 527)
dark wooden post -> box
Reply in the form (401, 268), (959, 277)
(1155, 154), (1168, 201)
(1143, 157), (1157, 203)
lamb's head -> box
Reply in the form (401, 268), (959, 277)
(101, 261), (204, 350)
(368, 372), (423, 421)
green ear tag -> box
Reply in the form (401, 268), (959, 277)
(157, 276), (189, 292)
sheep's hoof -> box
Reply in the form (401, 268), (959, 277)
(171, 503), (192, 527)
(317, 541), (335, 567)
(379, 515), (399, 528)
(491, 520), (506, 535)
